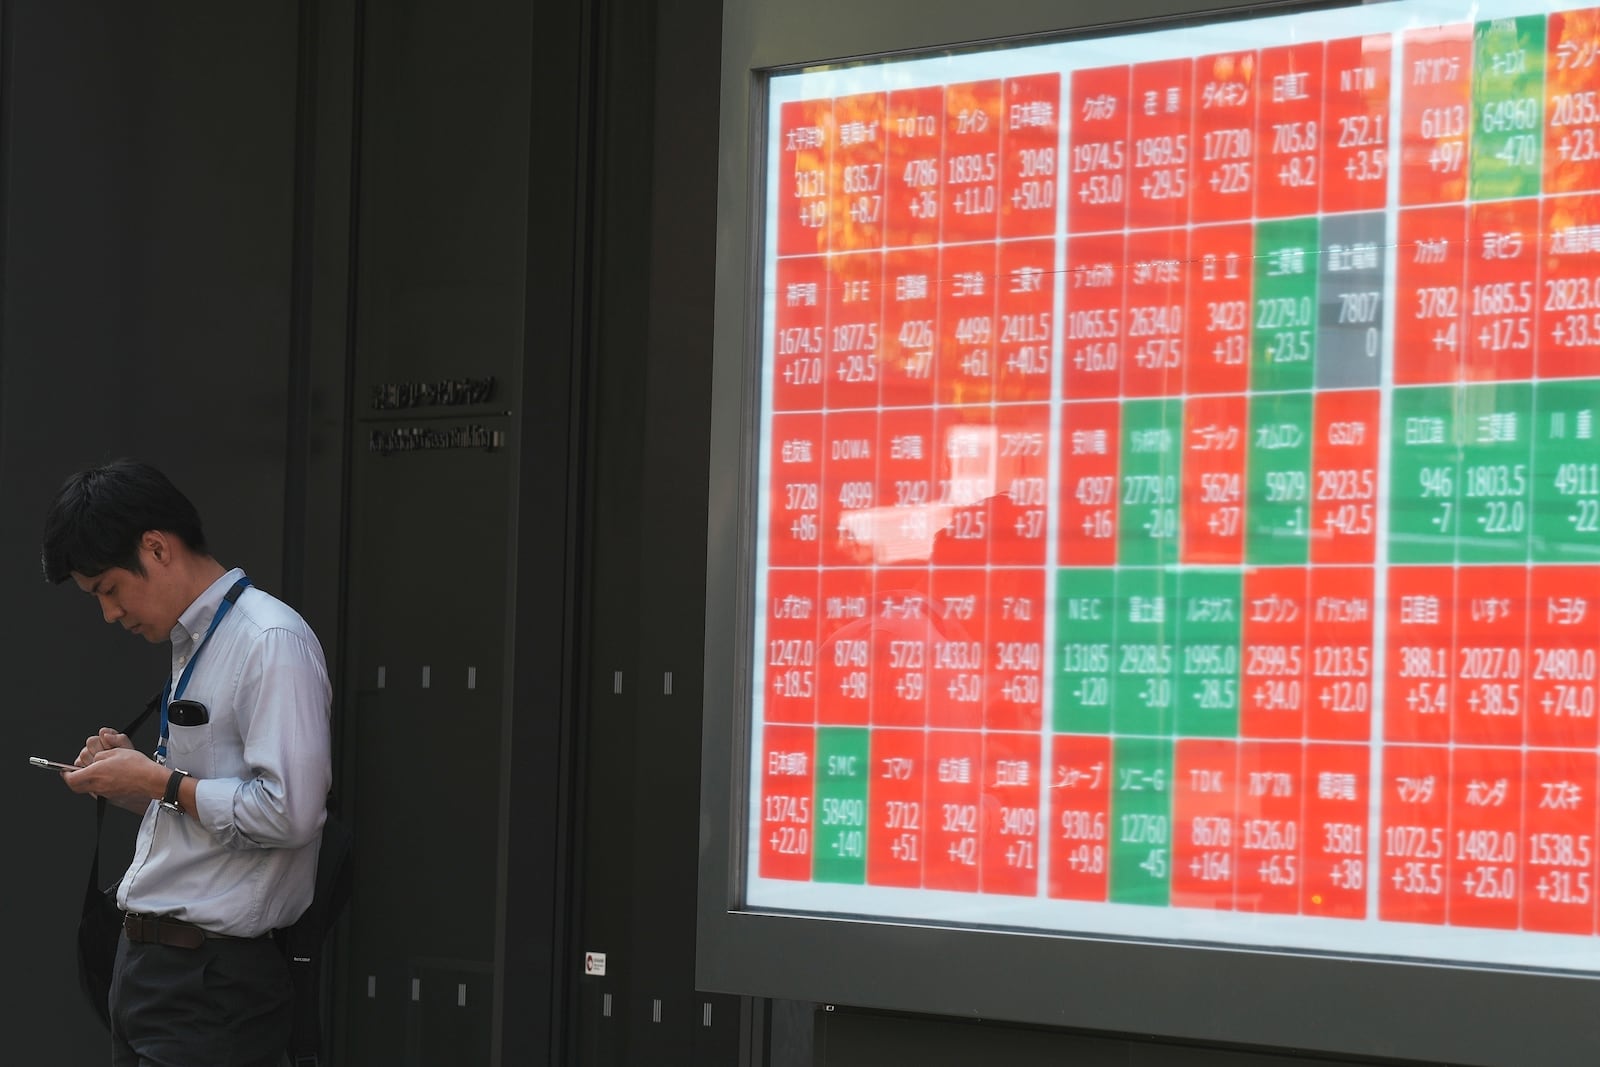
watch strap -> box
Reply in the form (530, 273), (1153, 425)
(161, 768), (190, 813)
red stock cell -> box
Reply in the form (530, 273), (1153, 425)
(1521, 747), (1599, 936)
(1394, 205), (1466, 385)
(771, 255), (828, 410)
(931, 406), (997, 568)
(816, 567), (874, 727)
(1234, 741), (1304, 915)
(1447, 746), (1523, 929)
(758, 725), (817, 881)
(1048, 734), (1112, 901)
(1451, 566), (1528, 748)
(1241, 567), (1308, 739)
(877, 407), (936, 567)
(938, 241), (998, 405)
(1538, 194), (1600, 379)
(1063, 231), (1125, 400)
(1058, 401), (1121, 566)
(989, 404), (1050, 567)
(825, 251), (884, 410)
(985, 569), (1046, 732)
(763, 569), (820, 725)
(1191, 50), (1258, 224)
(887, 86), (945, 249)
(995, 239), (1055, 402)
(867, 728), (926, 888)
(1300, 743), (1369, 920)
(1171, 738), (1239, 911)
(820, 410), (879, 568)
(1181, 393), (1247, 564)
(777, 98), (832, 257)
(767, 412), (823, 567)
(1310, 388), (1380, 564)
(1462, 198), (1538, 382)
(926, 568), (987, 729)
(881, 246), (939, 407)
(1547, 10), (1600, 196)
(826, 92), (887, 253)
(1377, 743), (1450, 925)
(942, 79), (1002, 244)
(924, 730), (983, 892)
(1255, 42), (1325, 219)
(871, 568), (934, 728)
(1398, 25), (1472, 207)
(1000, 73), (1061, 240)
(1127, 58), (1194, 231)
(1384, 566), (1456, 744)
(1184, 222), (1253, 395)
(981, 732), (1043, 895)
(1121, 226), (1188, 398)
(1305, 566), (1375, 742)
(1067, 65), (1130, 234)
(1321, 33), (1393, 214)
(1526, 565), (1600, 749)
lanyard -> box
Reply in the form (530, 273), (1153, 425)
(156, 575), (251, 763)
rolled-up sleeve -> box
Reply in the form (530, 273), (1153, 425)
(194, 626), (332, 849)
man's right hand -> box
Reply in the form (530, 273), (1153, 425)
(74, 729), (151, 812)
(79, 727), (133, 765)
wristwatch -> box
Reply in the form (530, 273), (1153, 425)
(161, 768), (190, 813)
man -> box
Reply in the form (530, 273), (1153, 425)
(42, 459), (332, 1067)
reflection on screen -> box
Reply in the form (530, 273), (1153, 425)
(748, 0), (1600, 973)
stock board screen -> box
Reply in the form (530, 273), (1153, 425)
(747, 0), (1600, 973)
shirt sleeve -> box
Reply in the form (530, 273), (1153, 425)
(193, 626), (332, 849)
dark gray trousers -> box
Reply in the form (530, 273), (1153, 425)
(109, 931), (293, 1067)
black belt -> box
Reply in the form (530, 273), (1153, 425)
(123, 913), (262, 949)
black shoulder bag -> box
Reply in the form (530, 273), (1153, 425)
(285, 809), (354, 1066)
(76, 693), (159, 1031)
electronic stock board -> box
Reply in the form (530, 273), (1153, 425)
(701, 1), (1600, 1058)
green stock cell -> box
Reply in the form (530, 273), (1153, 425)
(1389, 385), (1461, 563)
(1471, 16), (1545, 201)
(1176, 568), (1242, 737)
(1532, 380), (1600, 563)
(1117, 399), (1182, 566)
(1252, 217), (1320, 393)
(1109, 736), (1174, 906)
(812, 727), (869, 884)
(1456, 382), (1533, 563)
(1054, 568), (1117, 734)
(1246, 392), (1313, 565)
(1111, 567), (1177, 737)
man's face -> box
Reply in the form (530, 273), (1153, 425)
(71, 551), (177, 643)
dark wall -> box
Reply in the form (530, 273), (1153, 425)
(572, 0), (739, 1060)
(331, 0), (537, 1061)
(0, 3), (345, 1062)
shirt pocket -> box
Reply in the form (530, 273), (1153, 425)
(166, 720), (215, 780)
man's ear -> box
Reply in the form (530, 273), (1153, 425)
(142, 530), (170, 565)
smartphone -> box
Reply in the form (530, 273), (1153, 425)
(28, 756), (79, 772)
(168, 699), (209, 727)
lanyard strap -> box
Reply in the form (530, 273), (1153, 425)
(157, 575), (251, 762)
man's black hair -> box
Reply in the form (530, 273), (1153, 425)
(40, 459), (208, 584)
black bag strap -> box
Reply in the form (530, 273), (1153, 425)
(89, 691), (164, 878)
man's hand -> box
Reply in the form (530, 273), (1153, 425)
(78, 726), (132, 765)
(67, 730), (164, 812)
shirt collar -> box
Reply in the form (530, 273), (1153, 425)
(169, 567), (247, 655)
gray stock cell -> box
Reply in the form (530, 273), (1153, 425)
(1315, 211), (1386, 389)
